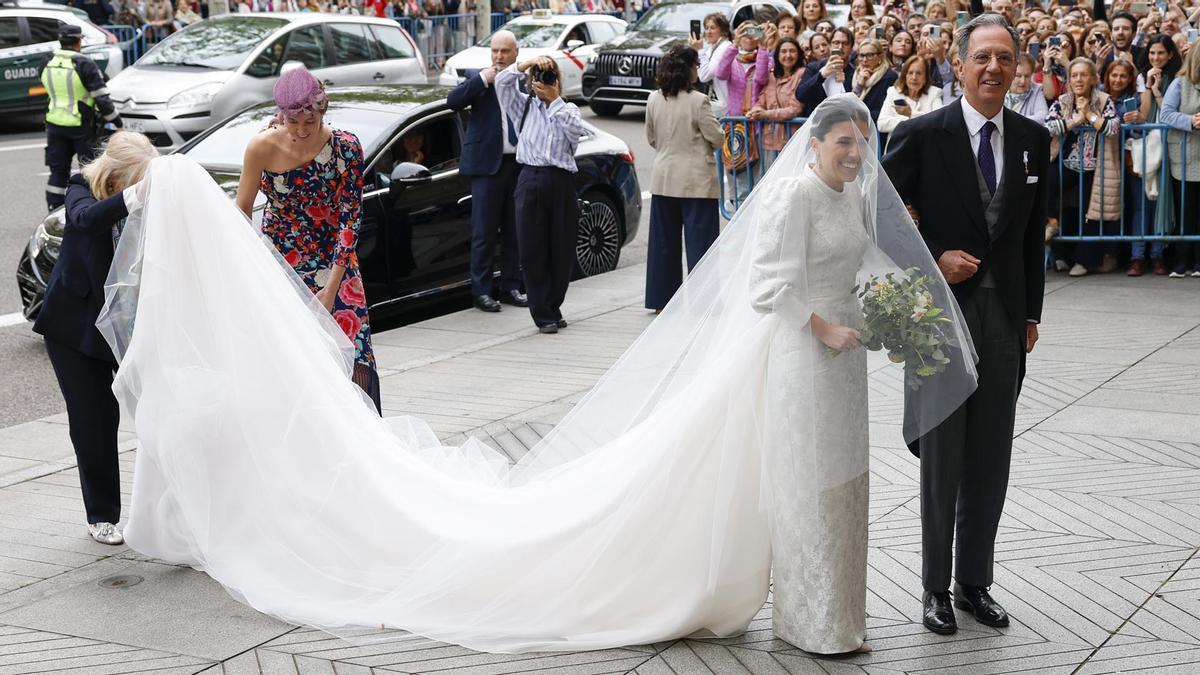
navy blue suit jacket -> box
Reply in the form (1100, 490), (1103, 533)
(33, 174), (129, 362)
(795, 59), (853, 115)
(447, 69), (508, 177)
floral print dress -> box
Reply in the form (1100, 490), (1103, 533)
(260, 129), (381, 411)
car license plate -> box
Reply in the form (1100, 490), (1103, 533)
(124, 119), (145, 132)
(609, 75), (641, 87)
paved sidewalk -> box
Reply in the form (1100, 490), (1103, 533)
(0, 264), (1199, 674)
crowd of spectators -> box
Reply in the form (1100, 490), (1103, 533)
(679, 0), (1200, 278)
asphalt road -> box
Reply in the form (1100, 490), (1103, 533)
(0, 104), (654, 429)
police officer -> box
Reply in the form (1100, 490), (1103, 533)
(41, 24), (121, 210)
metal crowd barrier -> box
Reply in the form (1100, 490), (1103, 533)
(1054, 123), (1198, 242)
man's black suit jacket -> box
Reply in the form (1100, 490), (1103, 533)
(881, 99), (1049, 338)
(33, 174), (128, 363)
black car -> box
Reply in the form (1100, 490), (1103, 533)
(16, 84), (642, 321)
(581, 0), (796, 117)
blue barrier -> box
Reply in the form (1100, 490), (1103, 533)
(1054, 123), (1197, 242)
(716, 116), (1200, 246)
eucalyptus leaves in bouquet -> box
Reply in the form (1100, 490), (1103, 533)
(855, 268), (954, 390)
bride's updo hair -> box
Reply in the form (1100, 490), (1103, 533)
(273, 66), (329, 119)
(809, 96), (871, 140)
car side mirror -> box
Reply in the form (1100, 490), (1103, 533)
(388, 162), (432, 200)
(566, 39), (584, 51)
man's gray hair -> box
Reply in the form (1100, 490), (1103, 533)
(955, 13), (1020, 63)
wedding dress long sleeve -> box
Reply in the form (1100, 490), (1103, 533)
(751, 171), (870, 654)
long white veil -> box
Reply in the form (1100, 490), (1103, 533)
(96, 94), (976, 653)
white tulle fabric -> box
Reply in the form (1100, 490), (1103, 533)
(97, 95), (976, 654)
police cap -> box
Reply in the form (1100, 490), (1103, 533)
(57, 24), (83, 41)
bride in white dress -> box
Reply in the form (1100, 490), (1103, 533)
(96, 96), (976, 654)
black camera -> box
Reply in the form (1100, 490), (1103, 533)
(531, 67), (558, 86)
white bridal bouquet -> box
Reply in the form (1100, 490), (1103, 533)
(854, 268), (954, 390)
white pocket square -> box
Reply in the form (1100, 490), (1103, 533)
(1026, 176), (1039, 184)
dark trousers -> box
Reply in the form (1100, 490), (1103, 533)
(45, 130), (99, 210)
(44, 339), (121, 524)
(469, 155), (523, 297)
(919, 288), (1021, 592)
(1053, 169), (1116, 269)
(1169, 177), (1200, 272)
(644, 195), (720, 310)
(514, 165), (578, 327)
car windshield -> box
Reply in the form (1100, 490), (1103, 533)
(138, 17), (286, 70)
(476, 22), (567, 48)
(632, 3), (726, 33)
(184, 102), (399, 170)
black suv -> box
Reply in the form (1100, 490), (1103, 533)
(581, 0), (796, 117)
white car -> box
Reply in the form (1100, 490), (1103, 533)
(437, 11), (626, 100)
(0, 2), (123, 115)
(108, 13), (425, 150)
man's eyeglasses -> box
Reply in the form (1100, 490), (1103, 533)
(969, 52), (1016, 66)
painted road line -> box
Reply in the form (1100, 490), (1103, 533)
(0, 312), (29, 328)
(0, 143), (46, 153)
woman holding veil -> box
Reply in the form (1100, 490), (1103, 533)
(97, 95), (975, 654)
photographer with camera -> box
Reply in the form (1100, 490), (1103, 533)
(495, 56), (584, 334)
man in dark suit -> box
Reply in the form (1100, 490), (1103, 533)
(882, 14), (1049, 636)
(447, 30), (528, 312)
(794, 28), (854, 114)
(33, 172), (136, 546)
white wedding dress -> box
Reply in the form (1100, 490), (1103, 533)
(97, 96), (976, 655)
(752, 171), (870, 654)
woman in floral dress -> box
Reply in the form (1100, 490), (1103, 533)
(235, 67), (381, 413)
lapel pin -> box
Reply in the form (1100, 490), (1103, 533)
(1023, 150), (1030, 175)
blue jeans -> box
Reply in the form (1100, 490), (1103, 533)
(1126, 174), (1167, 260)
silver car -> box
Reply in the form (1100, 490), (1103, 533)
(108, 13), (425, 150)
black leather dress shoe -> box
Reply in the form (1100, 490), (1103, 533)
(474, 294), (501, 312)
(555, 319), (568, 329)
(954, 584), (1010, 627)
(499, 289), (528, 307)
(923, 591), (957, 635)
(537, 323), (558, 334)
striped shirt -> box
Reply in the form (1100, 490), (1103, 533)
(495, 63), (583, 173)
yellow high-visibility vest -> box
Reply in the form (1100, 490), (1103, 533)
(41, 49), (94, 128)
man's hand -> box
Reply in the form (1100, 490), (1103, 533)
(937, 249), (981, 284)
(1025, 322), (1039, 353)
(481, 66), (497, 84)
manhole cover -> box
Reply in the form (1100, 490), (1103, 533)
(98, 575), (143, 589)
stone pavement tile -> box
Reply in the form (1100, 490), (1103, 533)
(1026, 344), (1144, 369)
(1146, 343), (1200, 365)
(0, 624), (212, 674)
(1014, 430), (1200, 469)
(1036, 404), (1200, 445)
(1073, 639), (1200, 674)
(1039, 278), (1200, 319)
(0, 560), (292, 661)
(1101, 361), (1200, 397)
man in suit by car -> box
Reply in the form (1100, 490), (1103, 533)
(882, 13), (1049, 637)
(447, 30), (528, 312)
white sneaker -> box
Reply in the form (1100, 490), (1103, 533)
(1191, 270), (1200, 278)
(1068, 263), (1088, 277)
(87, 522), (124, 545)
(1054, 259), (1070, 272)
(1169, 270), (1188, 278)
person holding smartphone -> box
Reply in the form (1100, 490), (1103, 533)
(689, 12), (732, 119)
(714, 20), (774, 197)
(877, 54), (944, 139)
(795, 27), (855, 115)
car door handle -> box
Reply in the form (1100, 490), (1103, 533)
(323, 79), (334, 86)
(372, 72), (385, 81)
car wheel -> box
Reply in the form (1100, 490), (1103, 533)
(589, 100), (623, 117)
(574, 192), (621, 278)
